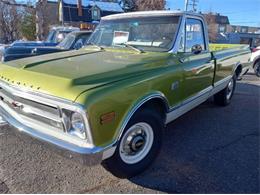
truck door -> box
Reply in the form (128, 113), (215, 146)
(179, 17), (215, 101)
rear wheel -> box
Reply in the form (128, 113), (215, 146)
(254, 61), (260, 77)
(102, 109), (163, 178)
(214, 75), (236, 106)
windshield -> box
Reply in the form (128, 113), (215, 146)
(58, 34), (75, 49)
(46, 30), (56, 43)
(87, 16), (180, 52)
(46, 30), (72, 43)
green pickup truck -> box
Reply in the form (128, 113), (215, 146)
(0, 11), (251, 178)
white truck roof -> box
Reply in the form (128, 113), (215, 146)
(102, 10), (204, 20)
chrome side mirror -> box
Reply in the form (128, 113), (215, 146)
(191, 44), (202, 55)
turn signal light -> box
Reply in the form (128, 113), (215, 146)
(100, 112), (116, 125)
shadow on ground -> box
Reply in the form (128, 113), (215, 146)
(130, 82), (260, 193)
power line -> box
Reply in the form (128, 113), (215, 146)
(231, 22), (260, 24)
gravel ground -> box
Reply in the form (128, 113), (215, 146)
(0, 72), (259, 193)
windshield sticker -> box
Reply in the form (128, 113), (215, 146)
(113, 31), (129, 45)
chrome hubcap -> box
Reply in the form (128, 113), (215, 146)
(119, 122), (154, 164)
(226, 79), (234, 100)
(130, 135), (145, 152)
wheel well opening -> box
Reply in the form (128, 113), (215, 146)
(254, 59), (260, 68)
(138, 98), (168, 122)
(235, 65), (242, 77)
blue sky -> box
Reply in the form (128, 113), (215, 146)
(166, 0), (260, 27)
(17, 0), (260, 27)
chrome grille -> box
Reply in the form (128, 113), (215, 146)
(0, 87), (64, 131)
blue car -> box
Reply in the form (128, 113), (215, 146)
(11, 26), (80, 47)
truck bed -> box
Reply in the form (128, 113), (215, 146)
(209, 43), (249, 51)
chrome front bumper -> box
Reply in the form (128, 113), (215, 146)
(0, 106), (103, 165)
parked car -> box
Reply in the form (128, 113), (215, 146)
(250, 46), (260, 77)
(2, 31), (92, 62)
(10, 26), (80, 48)
(0, 11), (251, 178)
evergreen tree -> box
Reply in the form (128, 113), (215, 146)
(21, 12), (36, 40)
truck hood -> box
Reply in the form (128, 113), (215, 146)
(0, 48), (172, 102)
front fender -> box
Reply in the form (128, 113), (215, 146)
(75, 80), (171, 148)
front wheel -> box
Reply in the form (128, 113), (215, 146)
(254, 61), (260, 77)
(102, 109), (163, 178)
(214, 75), (236, 106)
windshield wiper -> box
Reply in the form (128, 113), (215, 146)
(87, 42), (104, 51)
(116, 43), (144, 54)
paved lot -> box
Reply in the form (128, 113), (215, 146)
(0, 72), (259, 193)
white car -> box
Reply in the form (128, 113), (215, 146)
(0, 44), (5, 52)
(250, 46), (260, 77)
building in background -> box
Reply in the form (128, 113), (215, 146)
(230, 25), (260, 34)
(203, 12), (260, 46)
(203, 13), (230, 33)
(35, 0), (124, 40)
(60, 0), (124, 30)
(0, 0), (34, 43)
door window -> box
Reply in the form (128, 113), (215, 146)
(185, 18), (206, 52)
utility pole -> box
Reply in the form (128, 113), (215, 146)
(184, 0), (188, 11)
(191, 0), (199, 12)
(184, 0), (199, 12)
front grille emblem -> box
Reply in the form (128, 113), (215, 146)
(0, 95), (23, 110)
(12, 102), (23, 109)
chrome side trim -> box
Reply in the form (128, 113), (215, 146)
(166, 76), (232, 124)
(166, 86), (212, 124)
(210, 75), (232, 96)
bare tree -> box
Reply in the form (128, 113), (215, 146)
(120, 0), (166, 11)
(0, 0), (23, 43)
(204, 13), (218, 43)
(36, 0), (48, 40)
(135, 0), (166, 11)
(36, 0), (60, 41)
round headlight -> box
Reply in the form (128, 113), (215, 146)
(70, 112), (86, 139)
